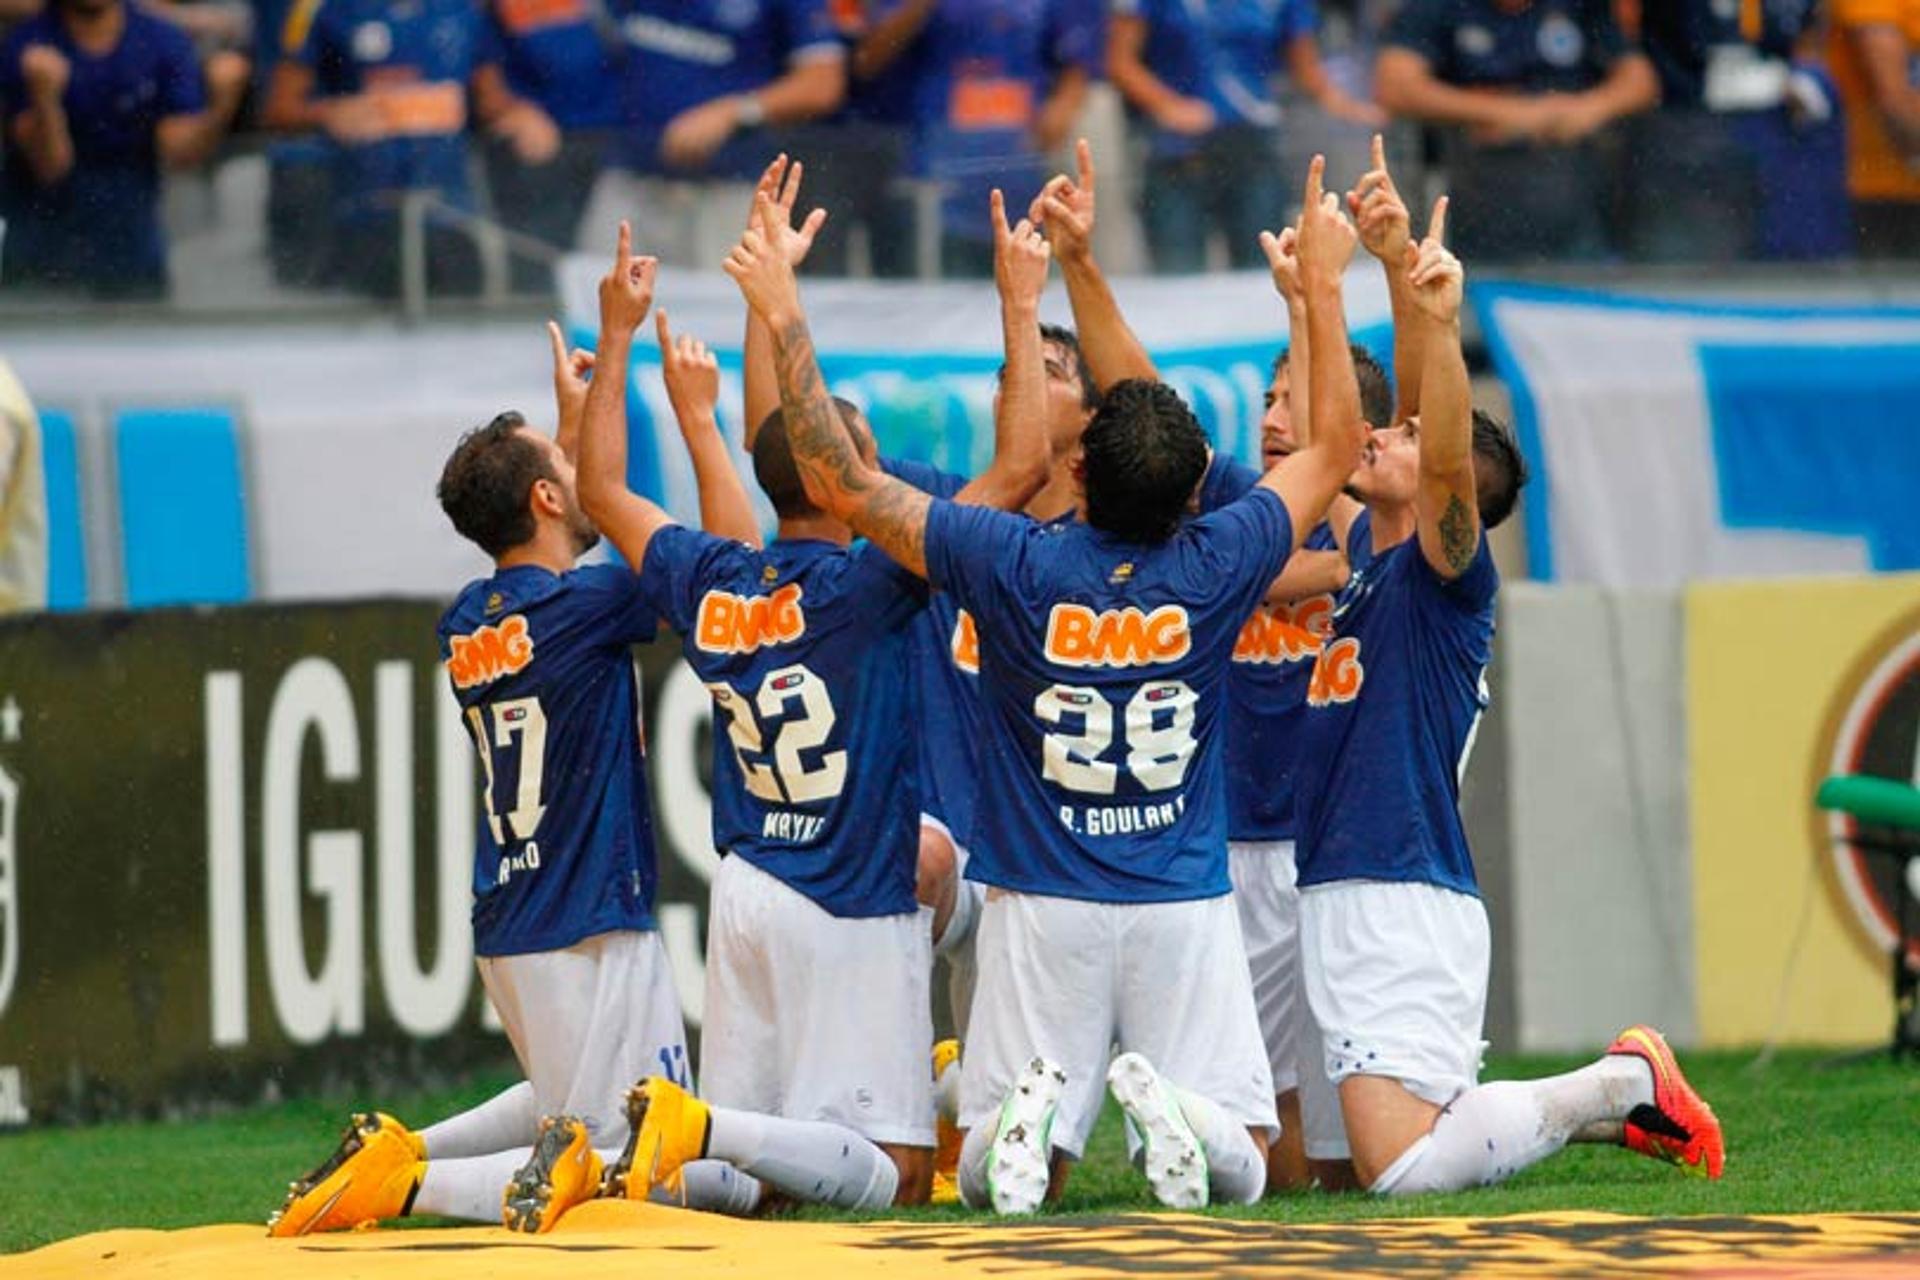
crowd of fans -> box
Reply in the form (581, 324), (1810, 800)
(0, 0), (1916, 299)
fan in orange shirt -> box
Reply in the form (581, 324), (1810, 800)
(1830, 0), (1920, 255)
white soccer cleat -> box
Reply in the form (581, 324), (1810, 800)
(985, 1056), (1066, 1215)
(1107, 1052), (1208, 1210)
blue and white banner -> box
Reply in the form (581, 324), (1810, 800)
(1474, 283), (1920, 588)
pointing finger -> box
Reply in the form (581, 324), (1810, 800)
(547, 319), (567, 369)
(1076, 136), (1095, 191)
(654, 308), (672, 353)
(616, 219), (631, 268)
(1428, 195), (1448, 245)
(1305, 153), (1325, 211)
(1371, 132), (1386, 174)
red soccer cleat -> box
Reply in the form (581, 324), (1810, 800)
(1607, 1025), (1725, 1180)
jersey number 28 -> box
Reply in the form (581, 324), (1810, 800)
(1035, 680), (1197, 795)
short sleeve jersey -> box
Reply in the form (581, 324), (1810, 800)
(1110, 0), (1316, 155)
(283, 0), (490, 209)
(437, 563), (663, 957)
(1292, 532), (1498, 897)
(0, 10), (203, 285)
(638, 526), (929, 918)
(924, 488), (1295, 902)
(1383, 0), (1630, 95)
(487, 0), (619, 128)
(607, 0), (843, 177)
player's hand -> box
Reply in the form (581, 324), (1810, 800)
(656, 309), (722, 426)
(547, 318), (595, 420)
(660, 97), (738, 170)
(497, 102), (562, 165)
(598, 221), (659, 335)
(1403, 197), (1461, 325)
(1154, 95), (1216, 136)
(203, 50), (252, 106)
(1346, 133), (1412, 267)
(992, 188), (1052, 310)
(723, 194), (803, 325)
(1294, 154), (1357, 285)
(1030, 137), (1095, 266)
(752, 153), (828, 269)
(1256, 224), (1304, 309)
(20, 44), (70, 103)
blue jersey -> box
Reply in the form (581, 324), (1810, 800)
(487, 0), (619, 128)
(0, 9), (203, 289)
(639, 527), (929, 918)
(1383, 0), (1629, 94)
(1293, 530), (1497, 896)
(1112, 0), (1316, 156)
(924, 488), (1294, 903)
(284, 0), (491, 213)
(606, 0), (842, 176)
(438, 563), (662, 957)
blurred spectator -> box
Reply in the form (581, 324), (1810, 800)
(0, 360), (45, 614)
(1108, 0), (1383, 273)
(1621, 0), (1848, 262)
(581, 0), (844, 268)
(1374, 0), (1656, 262)
(482, 0), (619, 289)
(261, 0), (559, 297)
(0, 0), (245, 297)
(1829, 0), (1920, 257)
(881, 0), (1093, 277)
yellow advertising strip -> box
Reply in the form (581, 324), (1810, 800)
(11, 1206), (1920, 1279)
(1687, 573), (1920, 1047)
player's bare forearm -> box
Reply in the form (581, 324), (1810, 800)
(576, 327), (672, 567)
(1058, 251), (1157, 390)
(1413, 315), (1479, 578)
(681, 412), (763, 547)
(743, 311), (777, 447)
(961, 297), (1050, 511)
(1287, 298), (1313, 447)
(770, 313), (932, 576)
(1263, 276), (1364, 550)
(1388, 271), (1425, 423)
(1263, 548), (1348, 606)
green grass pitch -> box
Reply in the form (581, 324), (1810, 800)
(2, 1049), (1917, 1255)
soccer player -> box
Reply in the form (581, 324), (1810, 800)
(267, 318), (691, 1236)
(715, 156), (1368, 1214)
(508, 205), (1053, 1228)
(1288, 173), (1726, 1194)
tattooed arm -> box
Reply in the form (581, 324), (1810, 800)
(1401, 201), (1481, 581)
(725, 199), (936, 578)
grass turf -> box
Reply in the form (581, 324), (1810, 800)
(2, 1049), (1917, 1254)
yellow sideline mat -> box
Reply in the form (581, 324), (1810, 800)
(12, 1204), (1920, 1279)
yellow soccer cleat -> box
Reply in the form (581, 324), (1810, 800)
(502, 1114), (605, 1233)
(602, 1077), (711, 1201)
(931, 1039), (963, 1206)
(266, 1112), (425, 1237)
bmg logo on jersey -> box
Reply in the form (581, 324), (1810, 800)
(1045, 604), (1191, 669)
(1307, 636), (1365, 707)
(696, 584), (806, 655)
(951, 610), (980, 675)
(446, 614), (534, 689)
(1234, 595), (1332, 666)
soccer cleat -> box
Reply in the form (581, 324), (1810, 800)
(1607, 1025), (1725, 1180)
(502, 1114), (604, 1234)
(931, 1039), (963, 1206)
(266, 1112), (425, 1237)
(1106, 1052), (1208, 1210)
(602, 1076), (711, 1201)
(985, 1056), (1065, 1215)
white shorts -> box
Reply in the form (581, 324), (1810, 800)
(1228, 841), (1349, 1161)
(959, 889), (1277, 1159)
(1300, 880), (1490, 1108)
(700, 855), (935, 1147)
(477, 929), (689, 1148)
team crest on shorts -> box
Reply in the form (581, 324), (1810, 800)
(1815, 605), (1920, 967)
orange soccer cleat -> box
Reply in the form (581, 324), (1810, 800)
(502, 1114), (605, 1233)
(1607, 1025), (1725, 1180)
(266, 1112), (426, 1237)
(601, 1076), (711, 1201)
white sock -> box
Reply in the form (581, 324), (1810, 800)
(1376, 1057), (1655, 1195)
(412, 1148), (529, 1222)
(705, 1108), (899, 1210)
(651, 1158), (765, 1216)
(1166, 1083), (1266, 1205)
(935, 1056), (961, 1124)
(419, 1082), (541, 1160)
(957, 1123), (994, 1209)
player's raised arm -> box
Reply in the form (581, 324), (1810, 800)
(1347, 134), (1422, 424)
(657, 309), (762, 548)
(1034, 139), (1159, 391)
(546, 320), (595, 464)
(577, 222), (679, 570)
(950, 189), (1054, 512)
(1260, 156), (1367, 548)
(742, 155), (828, 448)
(1402, 199), (1480, 581)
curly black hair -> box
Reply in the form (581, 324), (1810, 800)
(1080, 379), (1211, 545)
(1471, 408), (1529, 531)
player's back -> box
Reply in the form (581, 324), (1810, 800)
(641, 526), (928, 918)
(924, 489), (1294, 903)
(438, 562), (662, 957)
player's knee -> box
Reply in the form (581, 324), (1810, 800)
(916, 825), (957, 910)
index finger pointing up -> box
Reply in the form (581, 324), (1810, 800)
(1427, 195), (1449, 245)
(1304, 154), (1325, 212)
(1371, 132), (1387, 175)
